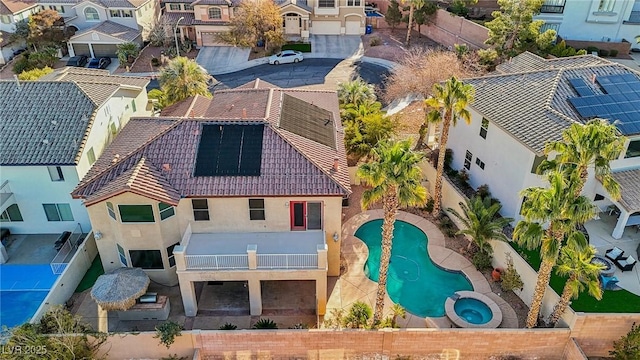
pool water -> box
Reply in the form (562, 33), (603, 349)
(454, 298), (492, 324)
(0, 264), (59, 329)
(356, 219), (473, 317)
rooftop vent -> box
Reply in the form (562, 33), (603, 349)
(111, 154), (120, 164)
(42, 139), (49, 145)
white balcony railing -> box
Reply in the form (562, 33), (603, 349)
(256, 253), (318, 269)
(184, 254), (249, 270)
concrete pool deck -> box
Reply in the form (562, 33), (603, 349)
(332, 210), (518, 328)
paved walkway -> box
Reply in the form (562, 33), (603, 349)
(332, 210), (518, 329)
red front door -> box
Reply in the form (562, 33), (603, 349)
(290, 201), (306, 230)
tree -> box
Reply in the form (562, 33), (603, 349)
(447, 196), (514, 254)
(484, 0), (556, 59)
(547, 244), (603, 327)
(538, 119), (625, 200)
(385, 0), (403, 30)
(404, 0), (425, 46)
(425, 76), (475, 215)
(337, 78), (377, 108)
(610, 322), (640, 360)
(219, 0), (286, 51)
(10, 10), (68, 52)
(116, 42), (140, 66)
(159, 56), (212, 106)
(344, 103), (395, 160)
(357, 140), (427, 326)
(413, 1), (437, 37)
(18, 66), (53, 80)
(12, 47), (58, 74)
(513, 170), (596, 328)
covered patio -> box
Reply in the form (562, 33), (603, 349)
(605, 169), (640, 239)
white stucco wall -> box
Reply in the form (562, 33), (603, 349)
(0, 6), (40, 33)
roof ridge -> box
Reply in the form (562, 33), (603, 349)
(542, 68), (581, 127)
(126, 157), (147, 188)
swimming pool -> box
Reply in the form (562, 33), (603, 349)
(355, 219), (473, 317)
(0, 264), (59, 329)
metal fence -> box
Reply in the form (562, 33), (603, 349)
(184, 254), (249, 270)
(256, 254), (318, 269)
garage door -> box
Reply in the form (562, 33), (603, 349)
(312, 21), (341, 35)
(72, 43), (90, 57)
(92, 44), (118, 58)
(345, 20), (361, 35)
(201, 32), (227, 46)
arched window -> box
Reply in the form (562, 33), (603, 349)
(84, 7), (100, 21)
(208, 7), (221, 19)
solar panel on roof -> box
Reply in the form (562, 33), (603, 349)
(194, 124), (264, 177)
(568, 78), (595, 97)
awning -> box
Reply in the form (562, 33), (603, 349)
(610, 169), (640, 213)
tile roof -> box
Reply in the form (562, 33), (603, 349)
(73, 85), (351, 203)
(0, 81), (96, 165)
(160, 95), (212, 117)
(0, 0), (37, 14)
(612, 169), (640, 212)
(71, 20), (141, 42)
(0, 30), (14, 47)
(495, 52), (611, 74)
(465, 55), (640, 153)
(162, 12), (195, 25)
(237, 78), (279, 89)
(276, 0), (311, 12)
(79, 0), (148, 8)
(191, 0), (230, 5)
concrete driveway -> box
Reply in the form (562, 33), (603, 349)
(196, 46), (251, 75)
(307, 35), (363, 59)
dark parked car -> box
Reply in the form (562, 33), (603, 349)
(12, 48), (26, 56)
(87, 57), (112, 69)
(66, 55), (88, 67)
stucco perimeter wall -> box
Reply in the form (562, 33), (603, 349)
(563, 338), (588, 360)
(418, 159), (466, 229)
(420, 9), (489, 50)
(571, 313), (640, 357)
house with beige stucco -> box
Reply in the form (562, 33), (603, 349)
(71, 79), (351, 317)
(161, 0), (364, 47)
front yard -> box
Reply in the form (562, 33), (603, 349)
(115, 45), (199, 73)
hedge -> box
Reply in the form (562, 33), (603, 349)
(282, 42), (312, 53)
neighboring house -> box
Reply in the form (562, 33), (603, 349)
(536, 0), (640, 51)
(161, 0), (365, 47)
(67, 20), (143, 57)
(445, 52), (640, 239)
(0, 67), (150, 235)
(0, 0), (40, 33)
(0, 29), (25, 64)
(71, 79), (351, 317)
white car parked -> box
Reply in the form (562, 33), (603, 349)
(268, 50), (304, 65)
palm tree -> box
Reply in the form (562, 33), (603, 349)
(404, 0), (425, 46)
(337, 77), (376, 108)
(447, 196), (514, 254)
(357, 140), (427, 326)
(547, 244), (603, 327)
(425, 76), (475, 215)
(341, 101), (383, 123)
(539, 119), (625, 199)
(159, 56), (212, 106)
(514, 170), (596, 328)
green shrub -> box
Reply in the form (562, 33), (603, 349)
(439, 216), (457, 237)
(598, 49), (610, 57)
(586, 46), (599, 53)
(472, 250), (493, 270)
(610, 322), (640, 359)
(18, 66), (53, 80)
(343, 301), (372, 329)
(289, 323), (309, 329)
(218, 323), (237, 330)
(116, 42), (140, 66)
(282, 42), (312, 52)
(154, 321), (183, 349)
(457, 169), (470, 186)
(424, 198), (434, 213)
(151, 57), (161, 66)
(610, 49), (619, 57)
(576, 49), (587, 55)
(369, 36), (382, 47)
(253, 318), (278, 329)
(500, 252), (524, 292)
(476, 184), (491, 200)
(13, 54), (30, 74)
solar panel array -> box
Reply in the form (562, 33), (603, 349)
(194, 124), (264, 177)
(567, 74), (640, 135)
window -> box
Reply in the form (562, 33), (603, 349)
(129, 250), (163, 269)
(87, 147), (96, 165)
(318, 0), (335, 7)
(110, 9), (121, 17)
(122, 10), (133, 17)
(48, 166), (64, 181)
(540, 23), (560, 34)
(594, 193), (605, 201)
(208, 7), (221, 19)
(49, 5), (64, 12)
(479, 118), (489, 139)
(192, 199), (209, 221)
(159, 202), (175, 220)
(106, 202), (117, 220)
(464, 150), (472, 170)
(540, 0), (565, 13)
(1, 204), (23, 222)
(117, 244), (127, 266)
(625, 140), (640, 158)
(167, 243), (179, 267)
(475, 157), (485, 170)
(169, 4), (181, 10)
(84, 7), (100, 21)
(290, 201), (322, 230)
(531, 155), (545, 174)
(249, 199), (265, 220)
(1, 15), (10, 24)
(131, 99), (137, 112)
(627, 0), (640, 22)
(118, 205), (154, 222)
(43, 203), (74, 221)
(184, 4), (193, 10)
(598, 0), (616, 12)
(347, 0), (361, 5)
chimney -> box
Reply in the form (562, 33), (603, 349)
(591, 74), (597, 84)
(111, 154), (120, 164)
(242, 108), (247, 119)
(332, 157), (339, 172)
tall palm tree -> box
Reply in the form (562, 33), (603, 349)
(357, 140), (427, 326)
(425, 76), (475, 215)
(539, 119), (625, 199)
(159, 56), (212, 106)
(514, 170), (596, 328)
(447, 196), (514, 254)
(337, 77), (377, 108)
(547, 244), (603, 327)
(404, 0), (425, 46)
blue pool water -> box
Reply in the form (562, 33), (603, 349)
(366, 11), (384, 17)
(0, 265), (59, 329)
(454, 298), (492, 324)
(355, 220), (473, 317)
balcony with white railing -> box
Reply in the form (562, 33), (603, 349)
(173, 224), (327, 272)
(0, 180), (16, 213)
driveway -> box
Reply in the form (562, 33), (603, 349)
(307, 35), (363, 59)
(196, 46), (251, 75)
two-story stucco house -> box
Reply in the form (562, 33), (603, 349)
(535, 0), (640, 52)
(445, 52), (640, 239)
(0, 0), (41, 33)
(0, 67), (150, 236)
(71, 79), (351, 317)
(161, 0), (365, 47)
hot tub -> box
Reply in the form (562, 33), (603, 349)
(445, 291), (502, 328)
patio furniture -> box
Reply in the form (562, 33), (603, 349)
(605, 247), (625, 262)
(591, 255), (616, 277)
(54, 231), (72, 251)
(613, 255), (637, 272)
(117, 295), (170, 321)
(600, 275), (619, 290)
(607, 205), (621, 216)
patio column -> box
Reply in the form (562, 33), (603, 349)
(612, 210), (630, 239)
(316, 276), (327, 316)
(97, 305), (108, 333)
(88, 43), (95, 58)
(248, 278), (262, 315)
(179, 280), (198, 316)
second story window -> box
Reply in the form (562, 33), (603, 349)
(169, 4), (181, 10)
(110, 9), (121, 17)
(159, 202), (175, 220)
(43, 203), (74, 221)
(85, 7), (100, 21)
(208, 7), (221, 19)
(318, 0), (335, 7)
(540, 0), (565, 13)
(464, 150), (472, 170)
(107, 202), (117, 220)
(48, 166), (64, 181)
(347, 0), (361, 5)
(249, 199), (265, 220)
(628, 0), (640, 23)
(118, 205), (154, 223)
(184, 4), (193, 10)
(1, 15), (11, 24)
(1, 204), (23, 222)
(479, 118), (489, 139)
(598, 0), (616, 12)
(87, 147), (96, 165)
(192, 199), (210, 221)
